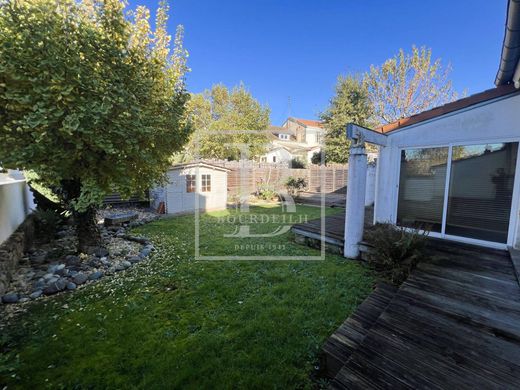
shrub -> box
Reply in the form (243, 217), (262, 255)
(257, 185), (279, 201)
(285, 177), (307, 196)
(363, 223), (427, 285)
(34, 208), (62, 238)
(290, 158), (306, 169)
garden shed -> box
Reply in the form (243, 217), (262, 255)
(153, 162), (230, 215)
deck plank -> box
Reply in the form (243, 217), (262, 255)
(328, 243), (520, 389)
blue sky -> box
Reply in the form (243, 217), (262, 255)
(128, 0), (507, 125)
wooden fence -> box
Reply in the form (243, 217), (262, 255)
(208, 160), (348, 195)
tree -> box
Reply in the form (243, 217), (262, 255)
(0, 0), (190, 252)
(317, 75), (373, 164)
(364, 45), (460, 125)
(182, 84), (270, 161)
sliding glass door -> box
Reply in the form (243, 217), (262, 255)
(397, 141), (519, 244)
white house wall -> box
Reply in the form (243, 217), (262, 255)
(375, 92), (520, 248)
(265, 148), (293, 163)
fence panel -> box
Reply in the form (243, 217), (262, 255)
(207, 160), (348, 195)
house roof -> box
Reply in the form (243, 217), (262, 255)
(287, 117), (323, 128)
(169, 161), (231, 172)
(495, 0), (520, 86)
(376, 84), (520, 133)
(269, 125), (296, 136)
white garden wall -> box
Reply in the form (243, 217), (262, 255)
(0, 171), (35, 245)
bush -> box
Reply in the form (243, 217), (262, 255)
(285, 177), (307, 196)
(290, 158), (306, 169)
(257, 185), (279, 201)
(363, 223), (427, 285)
(34, 208), (62, 238)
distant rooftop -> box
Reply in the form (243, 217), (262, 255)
(286, 117), (323, 128)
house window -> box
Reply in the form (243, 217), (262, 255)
(201, 174), (211, 192)
(397, 142), (519, 243)
(186, 174), (196, 193)
(279, 134), (289, 140)
(397, 147), (448, 233)
(273, 156), (277, 163)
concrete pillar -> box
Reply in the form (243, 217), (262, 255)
(365, 163), (376, 207)
(344, 145), (367, 258)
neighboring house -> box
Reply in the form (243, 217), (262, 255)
(343, 2), (520, 257)
(151, 162), (230, 215)
(260, 118), (324, 164)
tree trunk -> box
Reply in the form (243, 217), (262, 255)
(60, 179), (102, 254)
(74, 205), (102, 253)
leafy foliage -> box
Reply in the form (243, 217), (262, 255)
(364, 45), (462, 125)
(33, 208), (62, 238)
(285, 177), (307, 196)
(256, 185), (278, 201)
(182, 83), (271, 161)
(364, 223), (428, 285)
(0, 0), (190, 213)
(318, 75), (373, 164)
(290, 158), (306, 169)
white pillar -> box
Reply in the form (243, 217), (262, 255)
(344, 145), (367, 258)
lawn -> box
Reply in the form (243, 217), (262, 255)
(1, 205), (374, 389)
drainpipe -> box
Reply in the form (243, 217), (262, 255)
(344, 145), (367, 259)
(514, 59), (520, 88)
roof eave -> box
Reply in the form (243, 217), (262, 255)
(495, 0), (520, 86)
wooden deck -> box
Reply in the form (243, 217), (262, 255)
(291, 209), (371, 251)
(324, 241), (520, 389)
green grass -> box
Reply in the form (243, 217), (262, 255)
(1, 205), (374, 389)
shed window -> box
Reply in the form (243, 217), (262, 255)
(186, 174), (196, 193)
(201, 174), (211, 192)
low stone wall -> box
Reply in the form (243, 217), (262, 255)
(0, 216), (34, 296)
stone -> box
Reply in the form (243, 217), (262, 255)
(73, 273), (88, 285)
(127, 256), (141, 264)
(29, 290), (43, 299)
(43, 273), (54, 281)
(56, 267), (69, 277)
(65, 255), (80, 266)
(56, 230), (69, 238)
(88, 271), (103, 281)
(104, 212), (138, 227)
(19, 297), (30, 303)
(92, 247), (109, 258)
(114, 264), (125, 272)
(140, 248), (152, 258)
(47, 276), (59, 285)
(30, 253), (47, 264)
(2, 293), (19, 304)
(66, 282), (77, 290)
(33, 279), (46, 290)
(122, 261), (131, 269)
(43, 279), (67, 295)
(48, 264), (65, 273)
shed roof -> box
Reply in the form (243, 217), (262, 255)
(169, 161), (231, 172)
